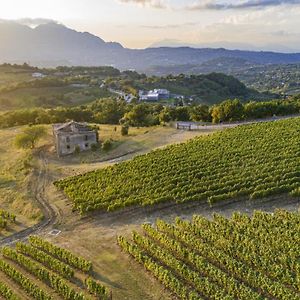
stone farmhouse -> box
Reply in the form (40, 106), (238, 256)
(53, 121), (98, 157)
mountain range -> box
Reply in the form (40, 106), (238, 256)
(2, 22), (300, 73)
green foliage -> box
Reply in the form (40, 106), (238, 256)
(29, 236), (92, 273)
(0, 259), (52, 300)
(119, 210), (300, 299)
(85, 277), (111, 299)
(122, 103), (160, 127)
(107, 72), (256, 104)
(0, 281), (20, 300)
(2, 247), (88, 300)
(1, 97), (299, 129)
(0, 209), (16, 229)
(158, 107), (172, 124)
(16, 242), (74, 279)
(74, 145), (81, 155)
(121, 125), (129, 136)
(211, 99), (244, 123)
(54, 118), (300, 214)
(117, 236), (200, 300)
(15, 125), (46, 149)
(90, 143), (98, 152)
(189, 104), (211, 122)
(101, 139), (112, 151)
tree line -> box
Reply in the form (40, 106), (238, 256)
(0, 96), (299, 129)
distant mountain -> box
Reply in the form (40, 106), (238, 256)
(149, 39), (299, 53)
(0, 22), (123, 67)
(1, 22), (300, 72)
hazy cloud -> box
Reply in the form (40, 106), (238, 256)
(0, 18), (57, 28)
(118, 0), (167, 8)
(118, 0), (300, 10)
(187, 0), (300, 10)
(141, 22), (199, 29)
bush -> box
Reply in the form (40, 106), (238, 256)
(102, 140), (112, 151)
(91, 143), (98, 152)
(121, 125), (129, 136)
(74, 145), (81, 155)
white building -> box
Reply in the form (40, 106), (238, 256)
(32, 72), (46, 78)
(139, 89), (170, 101)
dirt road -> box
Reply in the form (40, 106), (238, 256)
(0, 152), (58, 246)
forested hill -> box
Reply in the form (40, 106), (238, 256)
(106, 72), (274, 104)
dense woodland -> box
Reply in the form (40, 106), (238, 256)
(0, 95), (299, 128)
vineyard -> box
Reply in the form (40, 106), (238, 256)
(0, 236), (111, 300)
(55, 118), (300, 214)
(118, 209), (300, 300)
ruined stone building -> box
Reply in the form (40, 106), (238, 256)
(53, 121), (98, 156)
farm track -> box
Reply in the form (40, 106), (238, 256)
(0, 152), (59, 246)
(0, 114), (299, 247)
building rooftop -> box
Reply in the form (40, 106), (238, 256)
(53, 121), (93, 134)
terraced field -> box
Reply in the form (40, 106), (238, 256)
(118, 210), (300, 300)
(55, 117), (300, 214)
(0, 236), (110, 300)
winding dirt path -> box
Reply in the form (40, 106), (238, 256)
(0, 152), (58, 246)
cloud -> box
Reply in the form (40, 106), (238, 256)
(17, 18), (57, 27)
(118, 0), (167, 8)
(117, 0), (300, 10)
(187, 0), (300, 10)
(141, 22), (199, 29)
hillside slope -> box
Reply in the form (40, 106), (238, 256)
(55, 117), (300, 213)
(107, 72), (271, 104)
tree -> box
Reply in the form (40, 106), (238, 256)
(159, 108), (172, 124)
(15, 126), (47, 149)
(211, 99), (244, 123)
(189, 105), (211, 122)
(175, 107), (190, 121)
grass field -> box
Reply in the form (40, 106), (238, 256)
(0, 65), (32, 89)
(0, 127), (43, 235)
(0, 86), (112, 110)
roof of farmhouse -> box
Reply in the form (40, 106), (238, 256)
(53, 121), (94, 134)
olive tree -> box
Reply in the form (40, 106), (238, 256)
(15, 126), (47, 149)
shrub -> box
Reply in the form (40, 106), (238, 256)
(91, 143), (98, 152)
(74, 145), (81, 155)
(121, 125), (129, 136)
(101, 140), (112, 151)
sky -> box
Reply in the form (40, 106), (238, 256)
(1, 0), (300, 51)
